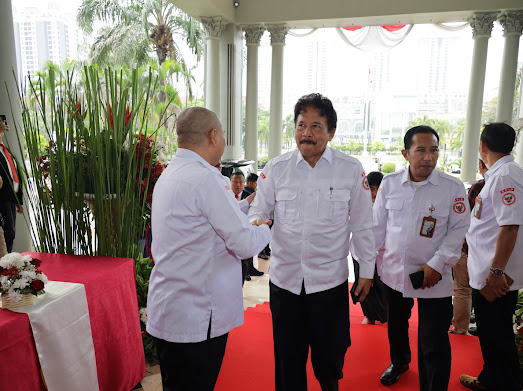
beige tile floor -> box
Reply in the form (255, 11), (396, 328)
(135, 256), (270, 391)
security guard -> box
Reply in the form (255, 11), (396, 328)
(373, 125), (470, 390)
(459, 123), (523, 391)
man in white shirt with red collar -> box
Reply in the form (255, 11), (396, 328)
(249, 93), (375, 391)
(459, 123), (523, 391)
(147, 107), (271, 391)
(373, 125), (470, 390)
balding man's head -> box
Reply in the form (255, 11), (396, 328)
(176, 107), (222, 147)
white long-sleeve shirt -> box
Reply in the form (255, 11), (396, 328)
(373, 168), (470, 298)
(248, 147), (375, 295)
(147, 148), (271, 343)
(467, 155), (523, 291)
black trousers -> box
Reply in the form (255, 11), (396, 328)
(269, 280), (350, 391)
(154, 333), (228, 391)
(473, 289), (523, 391)
(0, 202), (16, 252)
(383, 284), (452, 391)
(241, 258), (251, 285)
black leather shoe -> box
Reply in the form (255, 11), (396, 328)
(245, 274), (251, 281)
(258, 252), (269, 260)
(248, 268), (264, 277)
(380, 363), (409, 386)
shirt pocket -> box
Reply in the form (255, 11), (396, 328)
(322, 189), (351, 223)
(275, 189), (298, 222)
(385, 199), (404, 227)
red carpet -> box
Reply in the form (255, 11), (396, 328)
(215, 294), (483, 390)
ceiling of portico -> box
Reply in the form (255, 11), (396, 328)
(170, 0), (522, 28)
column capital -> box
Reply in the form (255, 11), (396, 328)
(266, 24), (289, 45)
(498, 10), (523, 37)
(201, 16), (227, 39)
(243, 24), (265, 45)
(469, 12), (498, 38)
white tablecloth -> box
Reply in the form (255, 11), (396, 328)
(10, 281), (100, 391)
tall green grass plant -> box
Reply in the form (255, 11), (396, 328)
(12, 66), (168, 259)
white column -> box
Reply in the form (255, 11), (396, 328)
(0, 1), (32, 252)
(496, 11), (523, 123)
(243, 25), (265, 166)
(201, 17), (227, 116)
(267, 24), (288, 160)
(461, 13), (497, 183)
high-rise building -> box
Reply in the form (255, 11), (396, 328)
(12, 1), (90, 84)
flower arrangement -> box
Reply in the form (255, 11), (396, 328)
(0, 253), (48, 303)
(514, 290), (523, 368)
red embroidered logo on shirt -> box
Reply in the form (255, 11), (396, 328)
(502, 193), (516, 206)
(500, 188), (515, 194)
(361, 171), (366, 177)
(454, 197), (464, 202)
(453, 202), (465, 214)
(225, 185), (230, 191)
(362, 176), (370, 190)
(260, 173), (266, 179)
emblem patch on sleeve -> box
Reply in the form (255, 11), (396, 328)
(362, 176), (370, 190)
(453, 201), (465, 214)
(502, 193), (516, 206)
(225, 185), (230, 191)
(260, 173), (266, 179)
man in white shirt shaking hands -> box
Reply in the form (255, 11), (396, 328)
(249, 93), (375, 391)
(373, 126), (470, 390)
(147, 107), (271, 391)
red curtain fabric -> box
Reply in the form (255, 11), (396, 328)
(342, 25), (406, 32)
(0, 253), (145, 391)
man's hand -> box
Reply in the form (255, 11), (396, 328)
(251, 218), (271, 226)
(246, 192), (256, 204)
(16, 205), (23, 214)
(353, 277), (373, 302)
(419, 264), (441, 289)
(486, 273), (510, 298)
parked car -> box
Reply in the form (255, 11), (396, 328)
(449, 162), (461, 174)
(220, 159), (255, 178)
(375, 151), (387, 163)
(377, 155), (397, 172)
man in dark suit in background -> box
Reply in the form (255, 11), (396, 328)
(0, 119), (23, 252)
(241, 173), (258, 199)
(231, 171), (264, 282)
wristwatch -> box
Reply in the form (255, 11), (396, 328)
(490, 267), (505, 276)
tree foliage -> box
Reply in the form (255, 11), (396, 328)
(77, 0), (203, 97)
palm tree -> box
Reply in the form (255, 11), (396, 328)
(282, 114), (295, 150)
(77, 0), (203, 95)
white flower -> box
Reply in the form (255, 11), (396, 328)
(157, 150), (169, 165)
(123, 134), (130, 152)
(20, 270), (37, 280)
(139, 307), (147, 324)
(37, 273), (49, 283)
(0, 252), (20, 268)
(7, 290), (22, 303)
(0, 276), (11, 290)
(12, 277), (29, 289)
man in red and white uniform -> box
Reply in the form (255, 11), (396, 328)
(460, 123), (523, 391)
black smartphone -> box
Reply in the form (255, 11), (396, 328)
(349, 283), (359, 304)
(0, 115), (6, 125)
(409, 270), (443, 289)
(409, 270), (424, 289)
